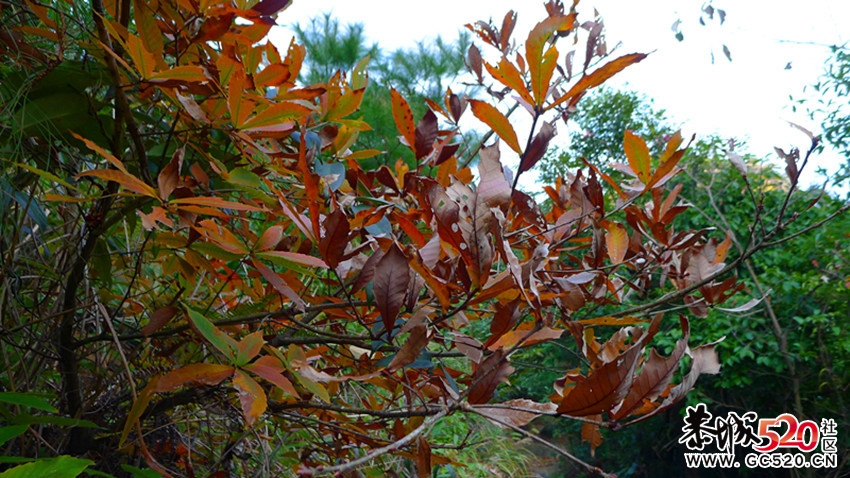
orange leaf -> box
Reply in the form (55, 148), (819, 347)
(547, 53), (648, 111)
(76, 169), (158, 198)
(526, 14), (575, 105)
(125, 34), (157, 78)
(155, 363), (235, 393)
(170, 196), (263, 211)
(149, 65), (210, 83)
(70, 131), (128, 173)
(484, 57), (534, 106)
(602, 220), (629, 264)
(468, 100), (521, 154)
(390, 88), (416, 150)
(486, 325), (562, 351)
(240, 101), (313, 131)
(623, 130), (651, 184)
(232, 370), (267, 427)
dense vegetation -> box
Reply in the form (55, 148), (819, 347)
(0, 0), (846, 476)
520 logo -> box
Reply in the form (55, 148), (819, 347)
(680, 403), (839, 469)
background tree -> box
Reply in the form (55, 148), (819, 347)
(293, 14), (473, 169)
(526, 87), (850, 476)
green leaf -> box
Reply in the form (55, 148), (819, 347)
(0, 425), (28, 447)
(120, 465), (162, 478)
(0, 392), (57, 413)
(0, 456), (94, 478)
(186, 308), (238, 361)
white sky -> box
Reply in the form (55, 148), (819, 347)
(268, 0), (850, 192)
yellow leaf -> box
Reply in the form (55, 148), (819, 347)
(232, 370), (267, 427)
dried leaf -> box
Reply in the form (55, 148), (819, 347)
(726, 150), (747, 177)
(468, 349), (514, 404)
(155, 363), (235, 393)
(232, 370), (266, 427)
(141, 305), (180, 337)
(415, 109), (438, 160)
(476, 399), (557, 427)
(373, 243), (410, 334)
(520, 121), (556, 173)
(387, 323), (428, 372)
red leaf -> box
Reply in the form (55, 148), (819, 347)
(391, 88), (416, 150)
(469, 100), (522, 154)
(612, 316), (690, 420)
(244, 355), (300, 398)
(318, 209), (349, 269)
(467, 44), (483, 83)
(255, 225), (283, 252)
(251, 258), (307, 311)
(417, 436), (432, 477)
(468, 349), (514, 404)
(373, 243), (410, 335)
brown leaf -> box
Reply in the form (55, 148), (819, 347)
(415, 109), (438, 160)
(468, 349), (514, 404)
(141, 305), (181, 337)
(319, 208), (349, 269)
(726, 150), (747, 177)
(477, 142), (512, 210)
(520, 121), (556, 174)
(476, 399), (557, 427)
(581, 421), (604, 456)
(387, 323), (429, 372)
(612, 316), (690, 420)
(467, 44), (483, 83)
(417, 436), (432, 477)
(373, 243), (410, 335)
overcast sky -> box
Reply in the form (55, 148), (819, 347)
(269, 0), (850, 191)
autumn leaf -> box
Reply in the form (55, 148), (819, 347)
(373, 243), (410, 335)
(318, 208), (349, 269)
(602, 220), (629, 264)
(232, 370), (267, 427)
(475, 399), (557, 428)
(387, 323), (429, 372)
(141, 305), (181, 337)
(469, 100), (522, 154)
(157, 148), (184, 201)
(623, 130), (651, 184)
(186, 308), (238, 361)
(155, 363), (236, 393)
(244, 355), (300, 398)
(548, 53), (648, 111)
(235, 331), (264, 367)
(391, 88), (416, 149)
(468, 349), (514, 404)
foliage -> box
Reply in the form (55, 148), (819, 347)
(531, 88), (850, 475)
(293, 14), (472, 169)
(0, 1), (841, 477)
(809, 43), (850, 185)
(538, 87), (676, 183)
